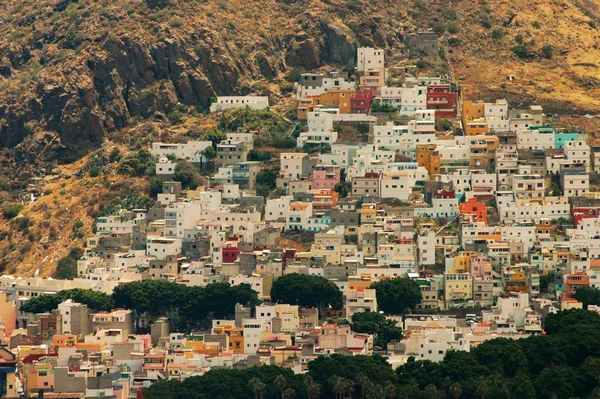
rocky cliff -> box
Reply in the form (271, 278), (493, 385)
(2, 0), (600, 166)
(0, 0), (399, 164)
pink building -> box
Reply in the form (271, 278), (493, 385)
(311, 165), (341, 190)
(470, 256), (493, 279)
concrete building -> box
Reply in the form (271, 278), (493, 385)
(210, 96), (269, 112)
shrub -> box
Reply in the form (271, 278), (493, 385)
(447, 23), (459, 34)
(88, 166), (100, 178)
(432, 22), (446, 35)
(443, 9), (457, 20)
(448, 37), (460, 47)
(542, 45), (553, 59)
(491, 29), (504, 40)
(3, 203), (23, 219)
(286, 67), (305, 82)
(511, 45), (529, 59)
(416, 60), (427, 69)
(271, 137), (297, 149)
(532, 21), (541, 29)
(515, 34), (524, 44)
(480, 17), (492, 29)
(169, 16), (183, 28)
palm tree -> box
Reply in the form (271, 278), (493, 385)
(425, 384), (440, 398)
(248, 377), (266, 399)
(382, 382), (396, 399)
(475, 378), (489, 399)
(304, 376), (321, 399)
(355, 374), (369, 399)
(341, 378), (354, 399)
(365, 382), (380, 399)
(274, 375), (287, 399)
(449, 383), (463, 399)
(329, 376), (344, 399)
(282, 388), (295, 399)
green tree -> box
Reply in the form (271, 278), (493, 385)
(541, 45), (553, 59)
(53, 247), (84, 280)
(256, 167), (279, 195)
(2, 203), (23, 219)
(117, 149), (154, 176)
(351, 312), (402, 348)
(511, 45), (529, 59)
(334, 183), (348, 198)
(544, 308), (600, 335)
(270, 274), (343, 314)
(174, 161), (203, 189)
(434, 119), (452, 131)
(574, 285), (600, 308)
(369, 278), (422, 315)
(203, 129), (227, 149)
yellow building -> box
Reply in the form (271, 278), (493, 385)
(464, 118), (489, 136)
(444, 272), (473, 303)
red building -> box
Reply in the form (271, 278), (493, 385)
(565, 272), (590, 298)
(351, 90), (373, 114)
(426, 84), (458, 119)
(222, 238), (239, 264)
(433, 189), (456, 199)
(459, 197), (488, 225)
(571, 207), (600, 228)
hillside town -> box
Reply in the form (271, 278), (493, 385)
(2, 43), (600, 398)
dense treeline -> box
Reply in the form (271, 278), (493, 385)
(143, 309), (600, 398)
(21, 280), (260, 330)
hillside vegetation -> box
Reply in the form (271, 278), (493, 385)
(1, 0), (600, 276)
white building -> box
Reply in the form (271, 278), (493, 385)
(242, 318), (269, 354)
(151, 141), (213, 164)
(345, 288), (377, 320)
(265, 196), (292, 222)
(164, 201), (203, 240)
(356, 47), (384, 73)
(210, 96), (269, 112)
(146, 237), (182, 260)
(484, 99), (509, 132)
(417, 327), (470, 362)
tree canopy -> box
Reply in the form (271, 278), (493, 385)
(20, 288), (114, 314)
(270, 273), (343, 313)
(369, 278), (422, 315)
(574, 286), (600, 309)
(351, 312), (403, 349)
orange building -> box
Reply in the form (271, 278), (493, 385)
(297, 97), (317, 120)
(319, 89), (354, 113)
(297, 89), (355, 119)
(460, 198), (488, 225)
(212, 324), (244, 354)
(565, 272), (590, 298)
(348, 276), (373, 291)
(312, 189), (339, 210)
(462, 100), (485, 124)
(416, 144), (441, 180)
(505, 270), (528, 293)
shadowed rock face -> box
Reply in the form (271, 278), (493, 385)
(0, 17), (357, 162)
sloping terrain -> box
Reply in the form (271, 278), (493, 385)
(1, 0), (600, 276)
